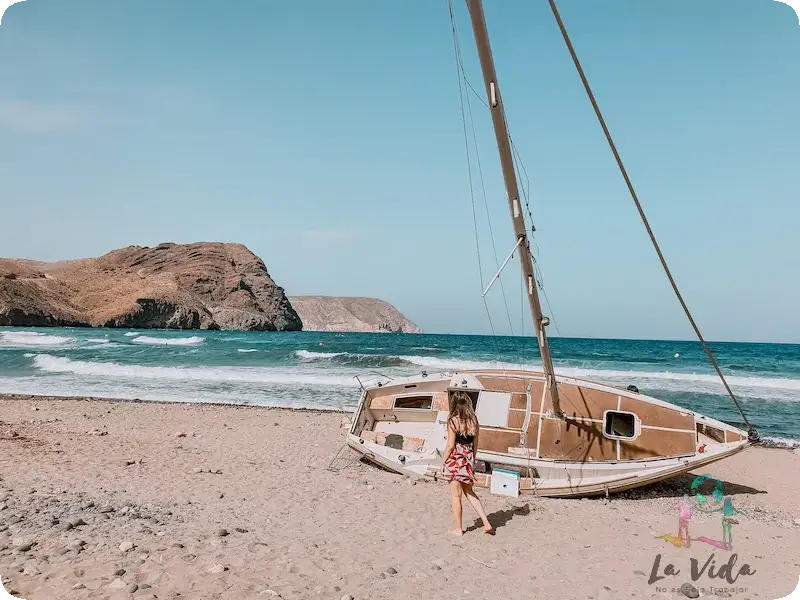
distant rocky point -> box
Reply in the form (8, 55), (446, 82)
(289, 296), (421, 334)
(0, 243), (302, 331)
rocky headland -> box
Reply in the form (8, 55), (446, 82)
(288, 296), (420, 333)
(0, 243), (301, 331)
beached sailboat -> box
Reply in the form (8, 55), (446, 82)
(345, 0), (759, 497)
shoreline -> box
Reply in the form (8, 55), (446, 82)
(1, 394), (799, 599)
(0, 392), (354, 415)
(1, 392), (797, 449)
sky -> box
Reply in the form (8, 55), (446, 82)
(0, 1), (798, 342)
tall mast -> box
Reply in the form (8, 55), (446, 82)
(465, 0), (564, 419)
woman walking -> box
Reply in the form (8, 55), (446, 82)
(442, 391), (495, 536)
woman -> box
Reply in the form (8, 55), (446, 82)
(442, 391), (495, 536)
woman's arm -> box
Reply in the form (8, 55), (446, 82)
(442, 423), (456, 465)
(473, 422), (480, 454)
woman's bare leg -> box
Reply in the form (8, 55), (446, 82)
(463, 484), (493, 531)
(450, 481), (463, 535)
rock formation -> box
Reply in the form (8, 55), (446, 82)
(0, 243), (302, 331)
(288, 296), (420, 333)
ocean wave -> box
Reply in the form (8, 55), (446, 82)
(295, 350), (345, 359)
(291, 350), (800, 398)
(759, 436), (800, 449)
(0, 331), (74, 347)
(395, 354), (800, 391)
(295, 350), (416, 368)
(87, 338), (110, 344)
(131, 336), (204, 347)
(237, 349), (258, 353)
(123, 332), (140, 337)
(30, 354), (358, 387)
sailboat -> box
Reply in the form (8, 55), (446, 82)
(345, 0), (758, 497)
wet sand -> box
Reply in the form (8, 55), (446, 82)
(0, 394), (798, 600)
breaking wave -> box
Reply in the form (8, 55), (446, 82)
(291, 350), (800, 401)
(295, 350), (345, 359)
(0, 331), (74, 347)
(131, 336), (204, 347)
(237, 349), (258, 353)
(123, 332), (140, 337)
(30, 354), (357, 387)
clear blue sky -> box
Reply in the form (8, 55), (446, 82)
(1, 1), (798, 342)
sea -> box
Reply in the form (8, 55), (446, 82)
(0, 327), (798, 447)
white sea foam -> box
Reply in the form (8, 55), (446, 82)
(0, 331), (74, 347)
(30, 354), (357, 387)
(396, 355), (800, 394)
(761, 436), (800, 449)
(295, 350), (345, 359)
(131, 336), (204, 347)
(237, 349), (258, 353)
(123, 332), (140, 337)
(87, 338), (110, 344)
(288, 350), (800, 399)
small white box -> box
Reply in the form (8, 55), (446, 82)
(489, 468), (520, 497)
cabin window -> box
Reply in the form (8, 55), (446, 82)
(394, 395), (433, 410)
(603, 410), (639, 440)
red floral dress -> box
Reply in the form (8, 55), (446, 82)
(444, 433), (475, 484)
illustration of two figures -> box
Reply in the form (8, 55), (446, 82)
(659, 475), (739, 551)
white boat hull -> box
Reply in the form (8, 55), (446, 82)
(346, 369), (751, 498)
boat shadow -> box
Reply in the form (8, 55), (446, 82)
(464, 502), (532, 532)
(615, 472), (767, 500)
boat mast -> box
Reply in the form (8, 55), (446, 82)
(465, 0), (564, 419)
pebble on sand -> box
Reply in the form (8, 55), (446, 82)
(680, 582), (700, 598)
(208, 563), (228, 574)
(67, 516), (86, 528)
(109, 578), (127, 590)
(119, 541), (136, 553)
(216, 528), (230, 537)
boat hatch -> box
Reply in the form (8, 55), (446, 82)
(602, 410), (640, 441)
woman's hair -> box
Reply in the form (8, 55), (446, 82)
(448, 391), (478, 435)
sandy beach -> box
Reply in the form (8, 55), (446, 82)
(1, 394), (798, 600)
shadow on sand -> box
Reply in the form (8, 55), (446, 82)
(465, 502), (533, 532)
(615, 472), (767, 500)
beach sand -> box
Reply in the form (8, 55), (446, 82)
(0, 394), (798, 600)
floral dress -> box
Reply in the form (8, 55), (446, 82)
(444, 432), (476, 484)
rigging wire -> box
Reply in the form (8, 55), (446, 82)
(449, 0), (536, 375)
(448, 0), (501, 349)
(547, 0), (756, 438)
(463, 57), (517, 338)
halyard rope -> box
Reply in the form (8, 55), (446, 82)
(546, 0), (757, 438)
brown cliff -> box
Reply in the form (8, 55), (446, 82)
(0, 243), (302, 331)
(288, 296), (421, 333)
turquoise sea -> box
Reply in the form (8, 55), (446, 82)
(0, 328), (798, 446)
